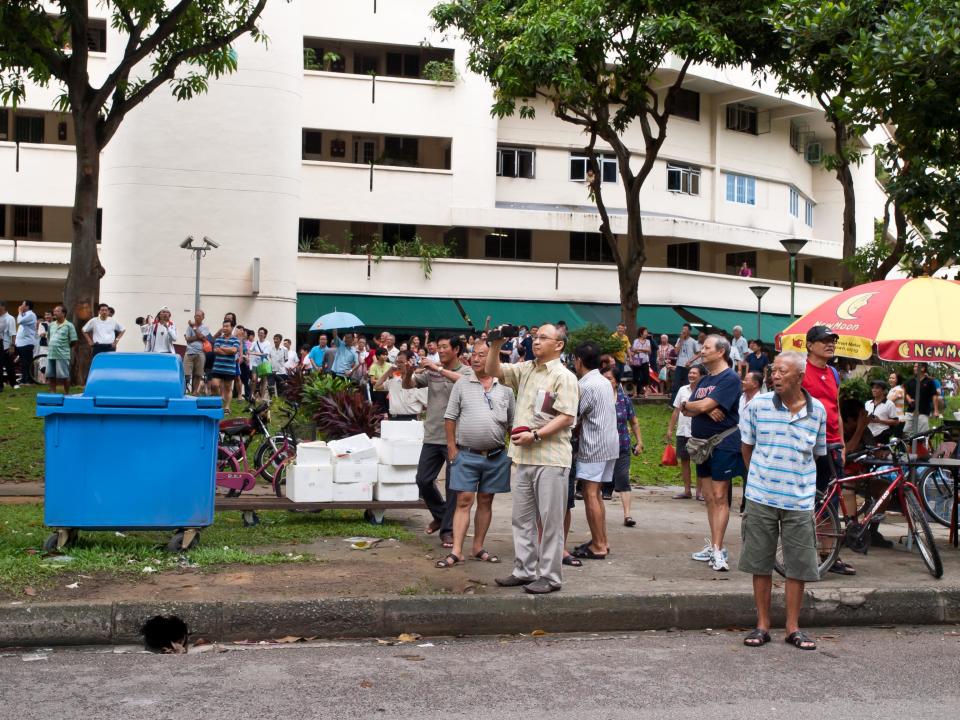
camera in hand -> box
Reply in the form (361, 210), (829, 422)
(488, 324), (519, 341)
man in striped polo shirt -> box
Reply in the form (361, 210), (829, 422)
(739, 351), (826, 651)
(570, 341), (619, 560)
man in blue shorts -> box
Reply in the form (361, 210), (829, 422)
(680, 334), (746, 571)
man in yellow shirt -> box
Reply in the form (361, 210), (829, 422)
(610, 322), (630, 374)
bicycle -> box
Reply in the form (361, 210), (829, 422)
(917, 430), (959, 527)
(216, 400), (300, 498)
(775, 432), (943, 579)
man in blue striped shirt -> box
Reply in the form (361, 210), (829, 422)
(739, 351), (826, 651)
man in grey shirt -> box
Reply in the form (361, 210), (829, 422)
(672, 322), (701, 401)
(405, 335), (471, 547)
(0, 301), (17, 390)
(436, 342), (514, 568)
(183, 309), (211, 395)
(571, 341), (619, 560)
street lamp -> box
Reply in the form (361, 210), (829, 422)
(779, 238), (808, 319)
(179, 235), (219, 312)
(749, 285), (770, 342)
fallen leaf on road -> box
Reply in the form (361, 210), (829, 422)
(397, 633), (421, 643)
(351, 539), (383, 550)
(819, 634), (838, 640)
(530, 629), (547, 637)
(274, 636), (316, 644)
(360, 680), (373, 688)
(23, 587), (36, 596)
(65, 582), (79, 589)
(398, 654), (425, 661)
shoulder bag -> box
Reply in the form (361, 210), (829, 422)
(685, 426), (738, 465)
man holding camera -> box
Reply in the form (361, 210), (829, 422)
(486, 323), (578, 594)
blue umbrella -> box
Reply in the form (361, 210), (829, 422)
(309, 310), (365, 332)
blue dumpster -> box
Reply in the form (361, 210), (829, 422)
(37, 353), (222, 549)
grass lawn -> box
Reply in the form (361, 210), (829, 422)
(629, 402), (682, 486)
(0, 385), (45, 481)
(0, 503), (413, 596)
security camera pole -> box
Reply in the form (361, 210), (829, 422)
(180, 236), (218, 311)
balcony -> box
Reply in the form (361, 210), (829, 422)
(295, 253), (839, 316)
(0, 142), (76, 206)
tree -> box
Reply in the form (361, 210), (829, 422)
(432, 0), (779, 329)
(0, 1), (271, 358)
(765, 0), (888, 289)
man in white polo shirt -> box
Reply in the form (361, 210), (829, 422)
(82, 303), (125, 358)
(739, 351), (826, 651)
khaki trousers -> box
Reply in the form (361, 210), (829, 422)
(511, 464), (569, 586)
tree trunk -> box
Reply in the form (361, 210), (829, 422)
(873, 203), (908, 280)
(64, 108), (105, 384)
(834, 124), (857, 289)
(619, 192), (645, 330)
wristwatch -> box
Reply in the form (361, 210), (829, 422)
(532, 430), (542, 443)
(680, 401), (687, 412)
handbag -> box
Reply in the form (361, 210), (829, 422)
(256, 360), (272, 378)
(201, 338), (213, 353)
(685, 426), (738, 465)
(660, 444), (678, 466)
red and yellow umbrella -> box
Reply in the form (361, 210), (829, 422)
(777, 277), (960, 361)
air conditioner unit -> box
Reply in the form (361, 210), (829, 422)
(805, 142), (823, 165)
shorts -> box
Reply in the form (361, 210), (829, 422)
(448, 449), (512, 494)
(605, 450), (631, 493)
(576, 458), (616, 483)
(210, 371), (236, 382)
(183, 353), (205, 380)
(676, 435), (690, 461)
(695, 447), (746, 482)
(46, 358), (70, 380)
(738, 499), (820, 582)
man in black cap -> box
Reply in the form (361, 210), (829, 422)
(802, 325), (856, 575)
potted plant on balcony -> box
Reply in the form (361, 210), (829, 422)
(422, 59), (457, 82)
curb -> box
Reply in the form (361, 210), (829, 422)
(2, 586), (959, 647)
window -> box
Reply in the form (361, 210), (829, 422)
(805, 199), (814, 227)
(354, 54), (378, 75)
(569, 232), (613, 263)
(0, 108), (8, 140)
(381, 223), (416, 246)
(354, 137), (376, 164)
(725, 173), (756, 205)
(789, 121), (804, 153)
(497, 146), (535, 178)
(299, 218), (321, 244)
(0, 205), (5, 237)
(302, 129), (323, 158)
(87, 20), (107, 52)
(666, 164), (700, 195)
(385, 52), (420, 78)
(382, 136), (418, 166)
(14, 114), (44, 143)
(667, 242), (700, 271)
(789, 187), (800, 217)
(670, 88), (700, 122)
(569, 153), (617, 183)
(725, 103), (758, 135)
(725, 251), (757, 275)
(485, 228), (531, 260)
(802, 265), (814, 284)
(13, 205), (42, 238)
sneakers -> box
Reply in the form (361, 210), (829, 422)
(709, 546), (729, 572)
(691, 539), (714, 562)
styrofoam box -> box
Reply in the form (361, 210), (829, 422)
(328, 433), (379, 463)
(334, 462), (378, 484)
(375, 482), (420, 502)
(380, 439), (423, 466)
(285, 464), (334, 503)
(378, 464), (418, 485)
(296, 441), (332, 466)
(380, 420), (425, 441)
(333, 481), (373, 502)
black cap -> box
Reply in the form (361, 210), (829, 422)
(870, 379), (888, 390)
(806, 325), (839, 344)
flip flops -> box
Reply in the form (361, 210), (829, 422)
(743, 628), (771, 647)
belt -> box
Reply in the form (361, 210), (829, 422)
(457, 445), (505, 457)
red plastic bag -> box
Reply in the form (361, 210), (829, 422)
(661, 444), (678, 466)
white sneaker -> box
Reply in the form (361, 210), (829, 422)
(691, 539), (713, 562)
(710, 546), (729, 572)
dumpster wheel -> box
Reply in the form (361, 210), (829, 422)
(167, 529), (200, 553)
(43, 528), (78, 552)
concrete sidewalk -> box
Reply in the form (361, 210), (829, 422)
(2, 485), (958, 646)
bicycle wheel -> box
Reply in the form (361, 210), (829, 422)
(901, 486), (943, 579)
(774, 494), (840, 579)
(272, 460), (290, 498)
(918, 466), (955, 528)
(255, 435), (296, 483)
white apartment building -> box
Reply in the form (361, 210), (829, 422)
(0, 0), (887, 347)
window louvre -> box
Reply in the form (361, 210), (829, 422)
(666, 164), (701, 195)
(14, 115), (44, 143)
(497, 146), (535, 178)
(725, 103), (758, 135)
(789, 187), (800, 218)
(725, 173), (756, 205)
(670, 88), (700, 121)
(805, 199), (814, 227)
(570, 153), (617, 183)
(569, 232), (614, 263)
(13, 205), (42, 238)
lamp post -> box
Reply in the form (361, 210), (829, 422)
(179, 236), (219, 311)
(749, 285), (770, 342)
(779, 238), (808, 319)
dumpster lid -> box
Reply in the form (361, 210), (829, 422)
(83, 352), (185, 404)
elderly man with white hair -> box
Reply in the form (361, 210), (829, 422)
(731, 325), (749, 377)
(739, 351), (826, 651)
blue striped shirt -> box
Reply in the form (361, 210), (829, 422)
(212, 336), (241, 375)
(740, 390), (827, 511)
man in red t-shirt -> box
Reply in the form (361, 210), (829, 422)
(802, 325), (857, 576)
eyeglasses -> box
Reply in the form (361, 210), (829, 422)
(533, 335), (559, 342)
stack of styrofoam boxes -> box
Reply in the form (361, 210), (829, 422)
(373, 421), (424, 502)
(285, 441), (334, 502)
(328, 434), (378, 501)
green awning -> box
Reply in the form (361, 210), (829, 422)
(457, 299), (588, 329)
(682, 306), (792, 344)
(297, 294), (467, 330)
(633, 305), (689, 336)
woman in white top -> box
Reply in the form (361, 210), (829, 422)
(866, 379), (900, 443)
(248, 327), (271, 402)
(665, 364), (704, 500)
(145, 308), (177, 353)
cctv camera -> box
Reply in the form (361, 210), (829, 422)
(202, 236), (219, 249)
(179, 236), (196, 249)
